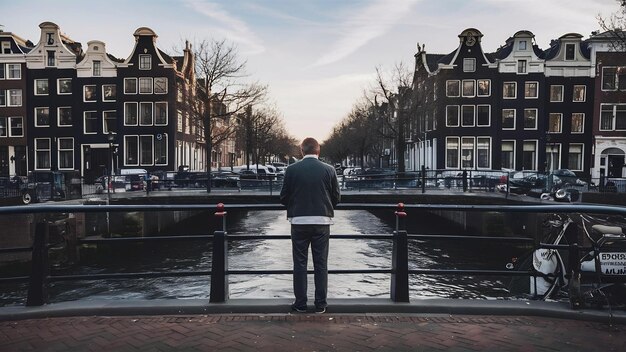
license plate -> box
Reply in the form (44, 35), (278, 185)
(599, 252), (626, 275)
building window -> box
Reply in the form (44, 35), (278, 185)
(477, 79), (490, 96)
(84, 111), (98, 134)
(139, 55), (152, 70)
(125, 136), (139, 166)
(1, 42), (10, 54)
(58, 78), (72, 94)
(104, 111), (116, 133)
(140, 135), (154, 165)
(140, 102), (153, 125)
(565, 44), (575, 60)
(47, 51), (55, 67)
(571, 113), (584, 133)
(58, 107), (72, 126)
(139, 77), (153, 94)
(502, 109), (515, 129)
(573, 85), (586, 102)
(523, 109), (537, 129)
(550, 85), (563, 102)
(503, 82), (516, 98)
(35, 138), (51, 169)
(463, 58), (476, 72)
(548, 113), (562, 133)
(519, 40), (527, 50)
(517, 60), (527, 74)
(524, 82), (538, 98)
(58, 138), (74, 170)
(8, 89), (22, 106)
(600, 104), (626, 130)
(446, 105), (459, 127)
(7, 64), (20, 79)
(545, 144), (561, 171)
(154, 77), (168, 94)
(462, 80), (475, 97)
(124, 78), (137, 94)
(124, 102), (138, 126)
(0, 64), (4, 79)
(477, 137), (490, 169)
(461, 137), (475, 169)
(602, 67), (617, 90)
(9, 117), (24, 137)
(0, 117), (6, 137)
(446, 80), (460, 97)
(103, 84), (116, 101)
(91, 60), (101, 76)
(461, 105), (475, 127)
(522, 141), (537, 170)
(477, 105), (490, 126)
(84, 85), (96, 102)
(35, 79), (49, 95)
(35, 107), (50, 127)
(155, 102), (168, 125)
(0, 90), (4, 106)
(177, 111), (183, 132)
(501, 141), (515, 170)
(446, 137), (459, 169)
(155, 134), (168, 165)
(568, 144), (583, 171)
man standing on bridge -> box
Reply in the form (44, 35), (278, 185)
(280, 137), (341, 314)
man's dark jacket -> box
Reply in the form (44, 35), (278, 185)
(280, 157), (341, 218)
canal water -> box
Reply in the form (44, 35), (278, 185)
(1, 210), (530, 306)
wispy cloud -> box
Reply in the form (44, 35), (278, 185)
(312, 0), (421, 67)
(182, 0), (265, 54)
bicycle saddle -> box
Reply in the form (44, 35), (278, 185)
(592, 224), (624, 236)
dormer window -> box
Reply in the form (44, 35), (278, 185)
(139, 55), (151, 70)
(47, 50), (55, 67)
(93, 61), (101, 76)
(519, 40), (527, 50)
(2, 42), (10, 54)
(463, 58), (476, 72)
(565, 44), (575, 60)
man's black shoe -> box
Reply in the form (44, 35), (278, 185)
(291, 304), (307, 313)
(314, 306), (326, 314)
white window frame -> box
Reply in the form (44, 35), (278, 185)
(445, 105), (459, 127)
(446, 80), (460, 97)
(571, 113), (584, 134)
(523, 108), (538, 130)
(477, 79), (490, 97)
(102, 84), (116, 102)
(602, 67), (617, 91)
(139, 77), (153, 94)
(545, 144), (562, 172)
(565, 43), (576, 61)
(57, 137), (74, 170)
(517, 60), (527, 74)
(519, 40), (527, 50)
(103, 110), (116, 134)
(573, 85), (586, 102)
(84, 111), (98, 134)
(461, 136), (475, 169)
(501, 140), (516, 170)
(0, 117), (7, 137)
(124, 102), (138, 126)
(477, 105), (491, 127)
(155, 102), (168, 126)
(34, 107), (50, 127)
(124, 78), (137, 94)
(568, 144), (584, 171)
(7, 89), (22, 107)
(462, 79), (475, 97)
(524, 81), (538, 99)
(445, 136), (460, 169)
(154, 77), (168, 94)
(463, 58), (476, 72)
(502, 109), (516, 130)
(139, 102), (153, 126)
(124, 135), (140, 166)
(548, 113), (562, 133)
(9, 116), (24, 137)
(34, 79), (49, 96)
(140, 134), (155, 166)
(83, 85), (97, 102)
(461, 105), (475, 127)
(550, 85), (563, 102)
(1, 41), (10, 54)
(155, 133), (168, 166)
(0, 90), (5, 107)
(503, 82), (517, 99)
(57, 106), (72, 127)
(34, 138), (51, 170)
(476, 137), (491, 169)
(7, 64), (21, 79)
(93, 60), (101, 76)
(139, 55), (152, 70)
(522, 140), (538, 171)
(57, 78), (72, 95)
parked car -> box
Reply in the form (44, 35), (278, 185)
(551, 169), (587, 187)
(508, 172), (548, 194)
(211, 171), (240, 188)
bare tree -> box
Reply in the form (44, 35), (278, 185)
(189, 39), (267, 192)
(597, 0), (626, 50)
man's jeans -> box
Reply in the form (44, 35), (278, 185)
(291, 224), (330, 309)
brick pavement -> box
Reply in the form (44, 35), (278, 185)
(1, 314), (624, 352)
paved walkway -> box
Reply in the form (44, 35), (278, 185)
(1, 299), (625, 351)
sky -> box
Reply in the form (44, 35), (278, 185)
(1, 0), (619, 141)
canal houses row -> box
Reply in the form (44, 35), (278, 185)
(0, 22), (237, 182)
(409, 28), (625, 180)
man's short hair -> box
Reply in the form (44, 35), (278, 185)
(301, 137), (320, 155)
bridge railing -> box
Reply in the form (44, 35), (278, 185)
(1, 203), (625, 307)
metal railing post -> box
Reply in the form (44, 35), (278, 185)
(391, 203), (409, 302)
(210, 203), (228, 302)
(567, 242), (583, 309)
(26, 221), (49, 306)
(421, 165), (426, 193)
